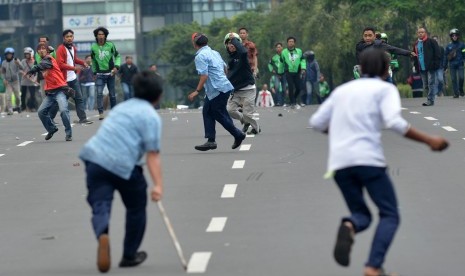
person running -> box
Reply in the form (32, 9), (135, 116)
(51, 29), (93, 124)
(280, 36), (306, 109)
(79, 71), (163, 273)
(26, 41), (73, 141)
(444, 28), (465, 98)
(20, 47), (39, 112)
(188, 32), (246, 151)
(310, 48), (448, 276)
(91, 26), (121, 120)
(224, 32), (261, 135)
(1, 47), (23, 115)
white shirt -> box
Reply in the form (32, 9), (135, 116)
(256, 90), (275, 107)
(309, 78), (410, 171)
(66, 48), (77, 82)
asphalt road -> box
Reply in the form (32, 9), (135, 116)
(1, 96), (465, 276)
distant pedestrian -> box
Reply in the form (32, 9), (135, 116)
(79, 55), (95, 111)
(20, 47), (39, 111)
(91, 26), (121, 120)
(310, 48), (448, 276)
(80, 71), (164, 273)
(256, 84), (274, 107)
(268, 42), (286, 106)
(302, 50), (321, 105)
(0, 73), (6, 113)
(319, 74), (330, 101)
(281, 36), (306, 109)
(119, 55), (138, 101)
(188, 33), (246, 151)
(432, 35), (446, 96)
(1, 47), (23, 115)
(444, 28), (465, 98)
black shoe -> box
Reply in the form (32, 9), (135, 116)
(232, 133), (246, 149)
(195, 141), (217, 151)
(97, 234), (111, 273)
(247, 126), (261, 135)
(65, 135), (72, 141)
(79, 119), (94, 124)
(119, 251), (147, 268)
(461, 92), (465, 97)
(453, 95), (459, 98)
(422, 101), (434, 106)
(242, 123), (250, 132)
(45, 128), (59, 140)
(333, 224), (354, 267)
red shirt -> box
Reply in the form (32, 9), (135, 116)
(42, 56), (68, 91)
(243, 40), (258, 70)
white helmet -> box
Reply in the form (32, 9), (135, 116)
(24, 47), (34, 56)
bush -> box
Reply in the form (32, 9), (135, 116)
(397, 84), (412, 98)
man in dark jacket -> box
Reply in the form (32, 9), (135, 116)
(444, 28), (465, 98)
(119, 56), (138, 101)
(224, 32), (260, 135)
(413, 27), (442, 106)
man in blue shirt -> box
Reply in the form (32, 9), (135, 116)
(80, 71), (163, 273)
(188, 33), (246, 151)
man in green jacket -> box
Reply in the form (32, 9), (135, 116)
(280, 36), (306, 109)
(268, 42), (286, 106)
(91, 26), (121, 120)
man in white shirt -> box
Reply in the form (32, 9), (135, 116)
(310, 48), (448, 276)
(256, 84), (274, 107)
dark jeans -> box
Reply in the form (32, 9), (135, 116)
(285, 72), (301, 105)
(449, 63), (464, 96)
(50, 78), (87, 121)
(203, 91), (244, 140)
(96, 74), (117, 113)
(85, 161), (147, 259)
(20, 85), (38, 110)
(334, 166), (400, 269)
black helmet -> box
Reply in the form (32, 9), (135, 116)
(450, 28), (460, 37)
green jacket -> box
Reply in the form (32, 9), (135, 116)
(268, 54), (284, 74)
(280, 48), (306, 73)
(35, 51), (56, 63)
(319, 81), (330, 96)
(90, 41), (121, 73)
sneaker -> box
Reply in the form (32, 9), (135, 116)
(461, 92), (465, 97)
(290, 105), (296, 109)
(119, 251), (147, 268)
(45, 128), (59, 140)
(247, 126), (261, 135)
(99, 113), (104, 120)
(333, 223), (354, 267)
(232, 133), (246, 149)
(422, 101), (434, 106)
(65, 135), (72, 141)
(300, 103), (306, 107)
(242, 123), (250, 132)
(296, 104), (301, 110)
(453, 95), (459, 98)
(194, 141), (217, 151)
(97, 234), (111, 273)
(79, 118), (94, 124)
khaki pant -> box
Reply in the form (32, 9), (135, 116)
(0, 93), (6, 112)
(5, 80), (21, 112)
(227, 88), (259, 131)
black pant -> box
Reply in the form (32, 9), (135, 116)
(285, 72), (301, 105)
(20, 86), (38, 110)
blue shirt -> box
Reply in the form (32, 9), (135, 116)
(417, 40), (426, 71)
(79, 98), (162, 180)
(194, 46), (234, 100)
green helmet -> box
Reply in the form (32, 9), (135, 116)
(224, 32), (241, 48)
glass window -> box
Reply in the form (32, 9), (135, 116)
(107, 2), (134, 13)
(63, 3), (105, 15)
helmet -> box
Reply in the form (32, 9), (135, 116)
(450, 28), (460, 37)
(303, 50), (315, 58)
(223, 32), (241, 48)
(4, 47), (14, 54)
(24, 47), (34, 56)
(380, 33), (388, 40)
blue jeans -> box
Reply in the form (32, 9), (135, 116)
(273, 74), (286, 105)
(436, 68), (445, 95)
(38, 91), (72, 137)
(121, 82), (134, 101)
(449, 64), (464, 96)
(303, 80), (321, 105)
(81, 84), (95, 110)
(95, 74), (117, 114)
(85, 161), (147, 259)
(334, 166), (400, 269)
(50, 79), (87, 121)
(420, 70), (438, 103)
(203, 91), (244, 140)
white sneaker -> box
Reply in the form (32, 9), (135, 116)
(296, 105), (301, 110)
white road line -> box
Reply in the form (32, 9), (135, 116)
(187, 252), (212, 273)
(442, 126), (458, 132)
(401, 107), (408, 110)
(252, 112), (259, 116)
(424, 117), (437, 120)
(206, 217), (228, 232)
(240, 144), (251, 151)
(17, 141), (33, 147)
(232, 160), (245, 169)
(0, 154), (5, 157)
(221, 184), (237, 198)
(41, 132), (47, 136)
(410, 111), (421, 114)
(246, 134), (255, 138)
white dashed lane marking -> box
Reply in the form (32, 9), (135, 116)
(0, 154), (5, 157)
(17, 141), (33, 147)
(442, 126), (458, 132)
(232, 160), (245, 169)
(240, 144), (251, 151)
(410, 111), (421, 114)
(187, 252), (212, 273)
(221, 184), (237, 198)
(206, 217), (228, 232)
(246, 134), (255, 138)
(424, 117), (438, 120)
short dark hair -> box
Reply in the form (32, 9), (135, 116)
(275, 42), (282, 47)
(287, 36), (296, 42)
(360, 48), (390, 78)
(85, 55), (91, 59)
(239, 27), (248, 33)
(363, 27), (376, 34)
(195, 35), (208, 47)
(133, 71), (163, 103)
(93, 27), (109, 38)
(125, 55), (133, 60)
(62, 29), (74, 37)
(38, 36), (49, 42)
